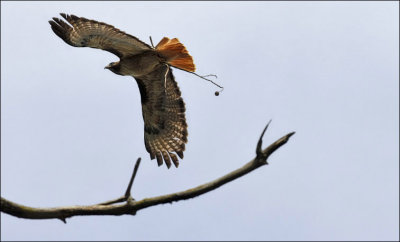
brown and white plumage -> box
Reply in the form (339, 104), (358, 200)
(49, 13), (194, 168)
(137, 66), (187, 168)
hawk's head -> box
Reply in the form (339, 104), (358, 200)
(104, 62), (121, 75)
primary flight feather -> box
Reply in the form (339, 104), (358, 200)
(49, 13), (195, 168)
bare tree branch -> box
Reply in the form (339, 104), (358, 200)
(1, 123), (295, 222)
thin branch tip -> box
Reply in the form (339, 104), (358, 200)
(124, 158), (142, 198)
(149, 36), (155, 48)
(173, 66), (223, 95)
(256, 120), (272, 157)
(281, 132), (296, 143)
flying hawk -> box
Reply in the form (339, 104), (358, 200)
(49, 13), (195, 168)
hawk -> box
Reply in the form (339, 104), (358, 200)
(49, 13), (195, 168)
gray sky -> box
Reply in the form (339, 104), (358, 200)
(1, 1), (399, 241)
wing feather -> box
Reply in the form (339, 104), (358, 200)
(49, 13), (151, 57)
(135, 65), (188, 168)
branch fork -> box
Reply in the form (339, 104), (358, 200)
(98, 158), (141, 207)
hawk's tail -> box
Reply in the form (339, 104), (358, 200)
(155, 37), (196, 73)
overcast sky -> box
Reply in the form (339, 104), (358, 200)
(1, 1), (399, 241)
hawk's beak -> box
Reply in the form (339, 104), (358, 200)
(104, 66), (109, 69)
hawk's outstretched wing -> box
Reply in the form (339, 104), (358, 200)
(135, 65), (188, 168)
(49, 13), (151, 58)
(49, 13), (191, 168)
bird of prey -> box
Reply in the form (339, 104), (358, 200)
(49, 13), (195, 168)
